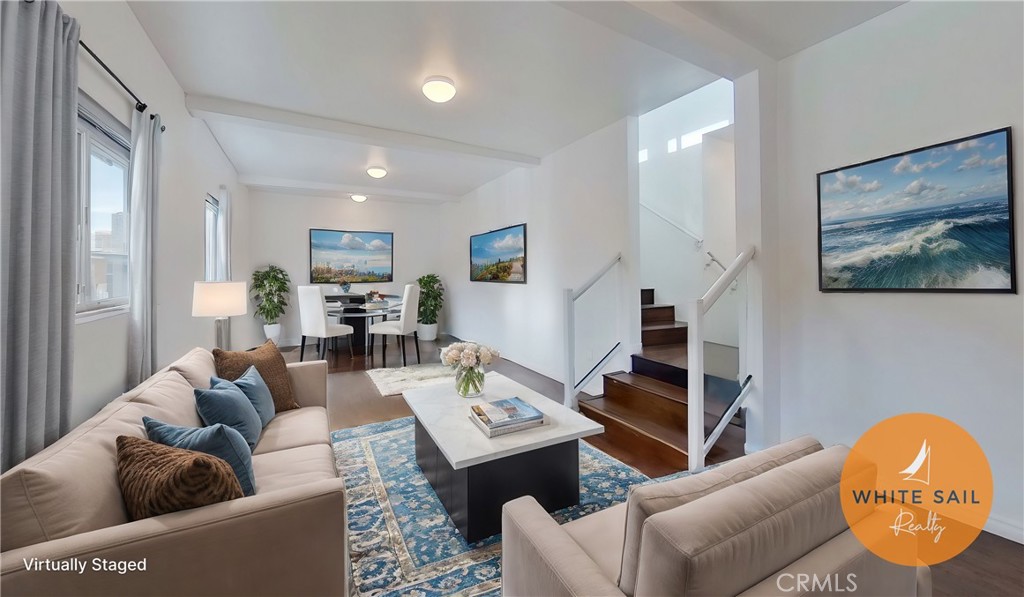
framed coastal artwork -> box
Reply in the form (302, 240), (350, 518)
(309, 228), (394, 283)
(470, 223), (527, 283)
(817, 127), (1015, 293)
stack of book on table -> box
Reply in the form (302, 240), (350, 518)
(469, 397), (547, 437)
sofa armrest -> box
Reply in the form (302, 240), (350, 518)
(287, 360), (327, 408)
(502, 496), (625, 597)
(1, 478), (347, 597)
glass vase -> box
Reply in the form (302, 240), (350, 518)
(455, 364), (485, 398)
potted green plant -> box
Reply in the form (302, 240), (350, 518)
(250, 265), (291, 344)
(416, 274), (444, 341)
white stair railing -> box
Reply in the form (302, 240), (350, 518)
(563, 253), (622, 409)
(687, 245), (755, 472)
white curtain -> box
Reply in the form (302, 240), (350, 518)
(127, 111), (162, 387)
(216, 185), (231, 281)
(0, 0), (79, 471)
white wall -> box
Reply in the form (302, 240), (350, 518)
(775, 1), (1024, 541)
(245, 191), (442, 347)
(66, 1), (251, 425)
(638, 80), (735, 343)
(439, 119), (640, 389)
(701, 127), (740, 347)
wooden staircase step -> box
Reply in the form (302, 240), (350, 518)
(579, 401), (688, 472)
(641, 321), (688, 346)
(641, 304), (675, 325)
(604, 371), (736, 430)
(605, 371), (688, 406)
(578, 396), (746, 468)
(640, 288), (655, 306)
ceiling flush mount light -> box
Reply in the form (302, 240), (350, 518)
(351, 194), (367, 203)
(422, 76), (456, 103)
(366, 166), (387, 179)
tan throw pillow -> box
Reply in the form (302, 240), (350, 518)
(213, 340), (300, 413)
(116, 436), (243, 521)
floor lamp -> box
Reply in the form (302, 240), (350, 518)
(192, 281), (247, 349)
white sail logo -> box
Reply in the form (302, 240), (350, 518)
(899, 439), (931, 485)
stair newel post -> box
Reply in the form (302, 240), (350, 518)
(688, 298), (706, 472)
(563, 287), (577, 410)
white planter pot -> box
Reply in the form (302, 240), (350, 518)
(417, 323), (438, 341)
(263, 323), (282, 345)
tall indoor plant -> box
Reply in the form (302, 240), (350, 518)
(251, 265), (291, 344)
(416, 273), (444, 341)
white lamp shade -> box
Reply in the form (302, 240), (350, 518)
(192, 281), (247, 317)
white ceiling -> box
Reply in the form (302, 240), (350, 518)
(680, 1), (906, 59)
(128, 1), (721, 202)
(129, 1), (905, 202)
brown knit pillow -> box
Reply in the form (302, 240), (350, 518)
(213, 340), (299, 412)
(116, 436), (243, 521)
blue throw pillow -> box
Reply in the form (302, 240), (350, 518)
(211, 365), (275, 428)
(194, 381), (262, 450)
(143, 417), (256, 497)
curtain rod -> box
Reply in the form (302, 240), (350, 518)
(79, 40), (165, 131)
(79, 40), (147, 113)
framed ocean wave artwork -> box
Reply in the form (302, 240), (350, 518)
(817, 127), (1016, 293)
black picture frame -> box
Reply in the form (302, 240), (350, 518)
(817, 127), (1015, 293)
(309, 228), (394, 284)
(469, 223), (527, 284)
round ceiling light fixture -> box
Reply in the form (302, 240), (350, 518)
(422, 76), (457, 103)
(350, 194), (367, 203)
(366, 166), (388, 179)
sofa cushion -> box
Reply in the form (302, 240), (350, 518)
(0, 401), (148, 551)
(168, 347), (217, 389)
(618, 435), (822, 595)
(252, 406), (330, 455)
(116, 435), (242, 521)
(633, 446), (850, 597)
(251, 443), (337, 494)
(118, 370), (204, 428)
(194, 381), (263, 450)
(213, 365), (275, 428)
(144, 418), (256, 496)
(214, 341), (300, 413)
(563, 502), (626, 582)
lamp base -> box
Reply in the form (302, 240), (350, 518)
(214, 317), (231, 349)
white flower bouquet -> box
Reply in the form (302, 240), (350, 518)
(441, 342), (499, 397)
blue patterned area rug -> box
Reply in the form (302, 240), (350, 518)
(332, 416), (663, 597)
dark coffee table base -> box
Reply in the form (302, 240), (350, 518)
(414, 419), (580, 543)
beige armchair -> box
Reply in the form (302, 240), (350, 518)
(502, 437), (931, 597)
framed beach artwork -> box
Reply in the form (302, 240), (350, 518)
(470, 223), (527, 283)
(817, 127), (1015, 293)
(309, 228), (394, 284)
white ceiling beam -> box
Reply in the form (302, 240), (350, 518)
(238, 175), (459, 204)
(558, 1), (771, 80)
(186, 94), (541, 166)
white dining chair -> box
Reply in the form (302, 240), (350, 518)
(298, 285), (355, 361)
(368, 284), (420, 367)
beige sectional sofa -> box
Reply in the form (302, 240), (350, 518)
(503, 436), (932, 597)
(0, 348), (348, 597)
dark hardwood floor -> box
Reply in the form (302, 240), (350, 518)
(283, 335), (1024, 596)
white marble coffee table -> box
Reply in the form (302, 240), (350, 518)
(403, 373), (603, 541)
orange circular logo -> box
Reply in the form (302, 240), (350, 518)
(840, 413), (992, 566)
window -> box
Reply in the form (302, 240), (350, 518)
(205, 195), (220, 281)
(76, 94), (131, 313)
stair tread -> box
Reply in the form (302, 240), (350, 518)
(579, 397), (746, 462)
(605, 370), (738, 419)
(641, 321), (688, 331)
(580, 397), (688, 455)
(606, 371), (687, 404)
(641, 304), (674, 310)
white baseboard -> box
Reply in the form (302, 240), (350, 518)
(984, 513), (1024, 544)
